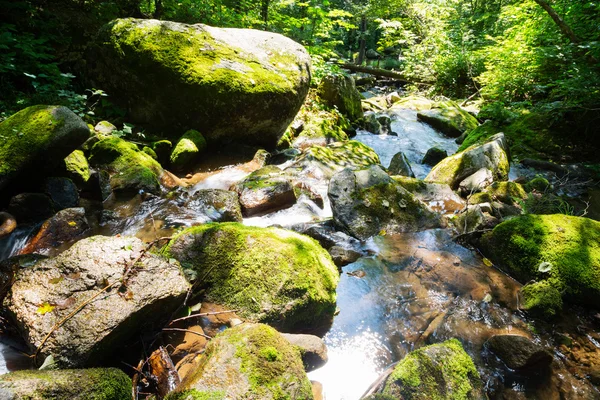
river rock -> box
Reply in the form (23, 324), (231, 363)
(329, 165), (440, 240)
(164, 223), (338, 333)
(89, 136), (165, 195)
(18, 207), (89, 256)
(381, 339), (484, 399)
(0, 368), (131, 400)
(0, 106), (90, 192)
(417, 100), (479, 138)
(90, 18), (310, 148)
(392, 176), (466, 214)
(174, 323), (313, 399)
(170, 130), (207, 171)
(425, 133), (510, 189)
(388, 152), (415, 177)
(486, 334), (552, 370)
(282, 102), (350, 150)
(94, 121), (117, 136)
(469, 181), (528, 206)
(328, 245), (363, 268)
(0, 212), (17, 238)
(422, 147), (447, 166)
(43, 177), (79, 211)
(5, 235), (190, 368)
(189, 189), (242, 222)
(479, 214), (600, 317)
(282, 333), (328, 372)
(233, 166), (296, 217)
(0, 254), (46, 304)
(8, 193), (54, 223)
(317, 74), (363, 121)
(458, 168), (493, 195)
(64, 150), (91, 186)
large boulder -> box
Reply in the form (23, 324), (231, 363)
(425, 133), (509, 189)
(479, 214), (600, 317)
(175, 323), (313, 399)
(0, 368), (131, 400)
(90, 18), (311, 148)
(417, 100), (479, 138)
(317, 74), (363, 121)
(164, 223), (339, 332)
(4, 235), (190, 368)
(381, 339), (484, 399)
(329, 165), (440, 240)
(0, 105), (90, 191)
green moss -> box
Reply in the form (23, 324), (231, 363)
(521, 281), (563, 318)
(457, 121), (499, 153)
(0, 368), (131, 400)
(383, 339), (482, 400)
(524, 177), (550, 193)
(432, 100), (479, 135)
(470, 182), (527, 205)
(170, 129), (207, 170)
(480, 214), (600, 313)
(89, 136), (163, 194)
(166, 390), (226, 400)
(64, 149), (91, 183)
(302, 140), (380, 173)
(391, 176), (428, 193)
(164, 223), (339, 331)
(143, 146), (158, 160)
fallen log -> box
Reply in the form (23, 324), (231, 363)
(338, 62), (428, 84)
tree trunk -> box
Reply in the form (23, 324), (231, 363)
(154, 0), (164, 18)
(356, 15), (367, 65)
(533, 0), (579, 44)
(261, 0), (270, 30)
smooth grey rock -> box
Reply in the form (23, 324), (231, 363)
(459, 168), (494, 195)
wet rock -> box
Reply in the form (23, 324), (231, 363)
(469, 181), (528, 206)
(0, 212), (17, 238)
(0, 368), (131, 400)
(164, 223), (338, 333)
(8, 193), (54, 223)
(151, 140), (172, 166)
(381, 338), (484, 399)
(486, 334), (553, 370)
(365, 112), (383, 135)
(390, 95), (434, 111)
(317, 74), (363, 121)
(378, 115), (393, 135)
(91, 18), (310, 148)
(0, 106), (90, 191)
(329, 245), (363, 268)
(388, 152), (415, 177)
(64, 150), (91, 185)
(421, 147), (447, 166)
(417, 100), (479, 138)
(175, 323), (313, 399)
(89, 137), (165, 195)
(18, 207), (89, 256)
(170, 129), (207, 171)
(233, 166), (296, 217)
(425, 133), (510, 189)
(392, 176), (466, 214)
(458, 168), (493, 196)
(479, 214), (600, 316)
(94, 120), (117, 136)
(329, 165), (440, 240)
(282, 333), (328, 372)
(44, 177), (79, 211)
(86, 170), (113, 202)
(294, 221), (362, 250)
(5, 235), (190, 368)
(190, 189), (242, 222)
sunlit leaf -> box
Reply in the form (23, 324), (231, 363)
(36, 302), (55, 315)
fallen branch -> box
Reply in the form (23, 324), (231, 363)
(169, 310), (239, 325)
(162, 328), (212, 340)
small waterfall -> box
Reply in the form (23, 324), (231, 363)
(0, 225), (38, 262)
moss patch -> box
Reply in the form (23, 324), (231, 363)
(417, 100), (479, 138)
(300, 140), (380, 176)
(479, 214), (600, 314)
(64, 149), (91, 184)
(166, 390), (226, 400)
(170, 129), (207, 170)
(164, 223), (339, 332)
(383, 338), (482, 400)
(469, 182), (527, 205)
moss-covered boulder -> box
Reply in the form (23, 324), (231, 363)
(233, 166), (296, 217)
(317, 74), (363, 121)
(5, 235), (190, 367)
(0, 105), (90, 191)
(425, 133), (509, 189)
(469, 181), (528, 205)
(164, 223), (338, 332)
(89, 136), (165, 195)
(64, 150), (91, 185)
(90, 18), (310, 148)
(329, 165), (441, 240)
(479, 214), (600, 317)
(382, 339), (484, 399)
(171, 129), (207, 171)
(0, 368), (131, 400)
(417, 100), (479, 138)
(176, 323), (313, 399)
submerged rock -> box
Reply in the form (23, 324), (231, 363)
(90, 18), (310, 148)
(175, 323), (313, 399)
(164, 223), (339, 333)
(425, 133), (509, 189)
(329, 165), (440, 240)
(0, 105), (90, 191)
(317, 74), (363, 121)
(0, 368), (131, 400)
(486, 334), (552, 370)
(5, 235), (190, 368)
(417, 100), (479, 138)
(479, 214), (600, 317)
(233, 166), (296, 217)
(381, 339), (484, 399)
